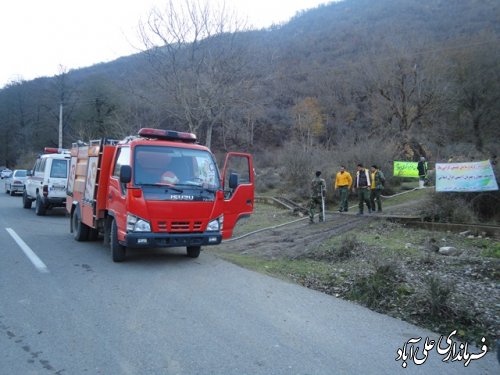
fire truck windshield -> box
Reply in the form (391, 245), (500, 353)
(133, 146), (220, 196)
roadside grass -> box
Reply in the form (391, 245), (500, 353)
(219, 209), (500, 348)
(220, 253), (335, 283)
(474, 239), (500, 259)
(231, 203), (299, 237)
(219, 189), (500, 348)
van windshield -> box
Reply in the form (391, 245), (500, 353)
(133, 146), (220, 190)
(50, 159), (68, 178)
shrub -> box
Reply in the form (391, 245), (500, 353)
(320, 235), (360, 262)
(426, 276), (453, 317)
(423, 191), (500, 223)
(348, 261), (402, 311)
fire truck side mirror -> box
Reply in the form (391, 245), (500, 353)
(228, 172), (239, 189)
(120, 165), (132, 184)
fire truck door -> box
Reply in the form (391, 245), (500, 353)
(107, 147), (130, 241)
(221, 153), (254, 239)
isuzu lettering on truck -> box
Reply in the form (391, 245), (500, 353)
(66, 128), (254, 262)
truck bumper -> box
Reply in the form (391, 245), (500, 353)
(11, 184), (24, 193)
(124, 232), (222, 248)
(42, 196), (66, 208)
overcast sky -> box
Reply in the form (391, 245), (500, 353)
(0, 0), (328, 88)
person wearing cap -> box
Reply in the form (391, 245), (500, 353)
(334, 165), (352, 212)
(308, 171), (326, 223)
(417, 156), (428, 189)
(354, 163), (371, 215)
(369, 165), (385, 213)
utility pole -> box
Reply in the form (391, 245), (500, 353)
(58, 102), (63, 149)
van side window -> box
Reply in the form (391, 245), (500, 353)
(32, 159), (40, 173)
(113, 147), (130, 178)
(39, 158), (46, 173)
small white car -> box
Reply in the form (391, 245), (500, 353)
(1, 168), (12, 179)
(23, 148), (70, 215)
(4, 169), (28, 196)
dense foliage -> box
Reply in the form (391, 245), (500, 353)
(1, 0), (499, 171)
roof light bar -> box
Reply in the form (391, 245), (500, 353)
(44, 147), (70, 154)
(138, 128), (197, 143)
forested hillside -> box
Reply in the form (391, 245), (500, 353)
(1, 0), (499, 178)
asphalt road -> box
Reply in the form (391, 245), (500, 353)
(0, 180), (497, 374)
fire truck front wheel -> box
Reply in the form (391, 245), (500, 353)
(72, 208), (90, 241)
(186, 246), (201, 258)
(111, 219), (126, 262)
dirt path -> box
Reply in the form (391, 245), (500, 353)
(220, 214), (372, 259)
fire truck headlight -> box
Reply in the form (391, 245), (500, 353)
(207, 215), (223, 232)
(127, 214), (151, 232)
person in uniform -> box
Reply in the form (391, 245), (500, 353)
(354, 163), (371, 215)
(417, 156), (428, 189)
(334, 165), (352, 212)
(309, 171), (326, 223)
(369, 165), (385, 213)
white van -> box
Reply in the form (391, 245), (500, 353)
(23, 148), (71, 215)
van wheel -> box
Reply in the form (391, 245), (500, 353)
(111, 219), (126, 262)
(22, 191), (32, 209)
(35, 195), (46, 216)
(186, 246), (201, 258)
(72, 209), (89, 241)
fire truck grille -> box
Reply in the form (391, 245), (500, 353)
(156, 221), (203, 233)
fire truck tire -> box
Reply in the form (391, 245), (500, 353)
(72, 209), (90, 241)
(23, 191), (32, 209)
(88, 228), (99, 241)
(35, 195), (46, 216)
(186, 246), (201, 258)
(111, 219), (126, 262)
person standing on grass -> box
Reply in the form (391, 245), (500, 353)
(335, 165), (352, 212)
(354, 163), (371, 215)
(308, 171), (326, 223)
(369, 165), (385, 213)
(417, 156), (428, 189)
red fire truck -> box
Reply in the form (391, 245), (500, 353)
(66, 128), (254, 262)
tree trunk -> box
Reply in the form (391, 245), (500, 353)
(473, 116), (483, 152)
(205, 122), (213, 149)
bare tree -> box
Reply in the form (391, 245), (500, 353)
(138, 0), (250, 148)
(361, 49), (447, 158)
(291, 97), (325, 151)
(451, 35), (500, 152)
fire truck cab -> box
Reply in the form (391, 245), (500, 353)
(66, 128), (254, 262)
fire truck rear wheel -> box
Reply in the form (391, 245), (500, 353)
(23, 191), (33, 209)
(35, 195), (46, 216)
(186, 246), (201, 258)
(73, 208), (90, 241)
(111, 219), (126, 262)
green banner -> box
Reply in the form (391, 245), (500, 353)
(393, 161), (419, 178)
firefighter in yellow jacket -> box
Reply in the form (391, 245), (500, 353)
(334, 165), (352, 212)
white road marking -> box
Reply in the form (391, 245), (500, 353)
(5, 228), (49, 273)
